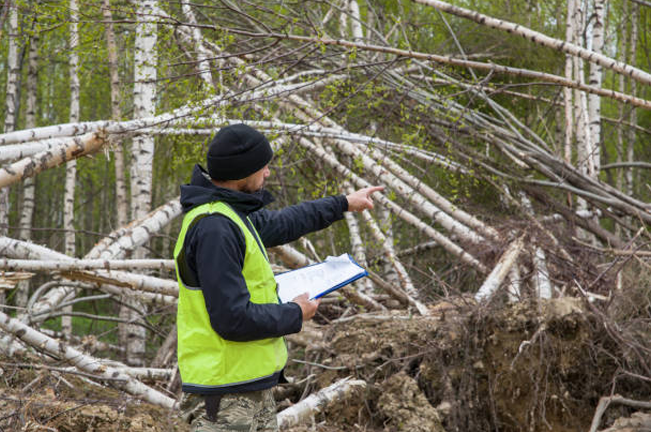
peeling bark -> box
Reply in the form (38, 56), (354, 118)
(0, 132), (108, 189)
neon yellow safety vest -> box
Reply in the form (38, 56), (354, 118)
(174, 201), (288, 391)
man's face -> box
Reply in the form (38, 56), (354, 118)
(240, 164), (270, 193)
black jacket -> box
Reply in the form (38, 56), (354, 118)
(178, 164), (347, 392)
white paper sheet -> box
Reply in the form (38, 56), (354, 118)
(275, 253), (367, 303)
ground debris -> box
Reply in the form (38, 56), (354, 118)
(0, 356), (188, 432)
(377, 371), (444, 432)
(600, 412), (651, 432)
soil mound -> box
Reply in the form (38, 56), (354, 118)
(1, 298), (649, 431)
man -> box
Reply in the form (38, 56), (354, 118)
(175, 124), (382, 431)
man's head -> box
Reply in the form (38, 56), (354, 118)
(207, 124), (273, 193)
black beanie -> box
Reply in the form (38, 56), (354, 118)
(206, 124), (273, 181)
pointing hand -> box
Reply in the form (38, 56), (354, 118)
(346, 186), (385, 212)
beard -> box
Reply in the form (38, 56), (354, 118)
(241, 179), (265, 194)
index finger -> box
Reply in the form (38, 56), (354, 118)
(365, 186), (385, 195)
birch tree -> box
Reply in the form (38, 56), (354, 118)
(102, 0), (129, 229)
(123, 0), (159, 366)
(1, 2), (19, 239)
(61, 0), (81, 338)
(625, 3), (639, 198)
(15, 25), (39, 308)
(587, 0), (605, 173)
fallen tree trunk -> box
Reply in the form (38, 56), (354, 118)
(0, 132), (107, 189)
(410, 0), (651, 87)
(475, 236), (525, 301)
(277, 377), (367, 428)
(223, 29), (651, 110)
(88, 198), (182, 260)
(0, 258), (174, 272)
(0, 311), (176, 409)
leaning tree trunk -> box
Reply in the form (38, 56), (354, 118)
(62, 0), (80, 338)
(410, 0), (651, 86)
(123, 0), (158, 367)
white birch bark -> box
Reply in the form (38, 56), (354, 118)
(344, 211), (374, 294)
(532, 247), (552, 299)
(2, 138), (105, 162)
(91, 198), (182, 260)
(277, 377), (367, 428)
(269, 244), (314, 269)
(563, 0), (576, 165)
(16, 30), (40, 309)
(102, 0), (129, 229)
(139, 119), (463, 173)
(475, 236), (525, 301)
(206, 57), (486, 243)
(12, 197), (181, 324)
(612, 2), (628, 215)
(339, 2), (348, 38)
(506, 265), (521, 302)
(19, 30), (39, 243)
(0, 132), (108, 189)
(169, 18), (486, 279)
(518, 193), (554, 299)
(348, 0), (364, 42)
(0, 311), (176, 409)
(63, 0), (81, 337)
(40, 328), (126, 355)
(342, 205), (386, 312)
(358, 209), (416, 297)
(626, 3), (638, 197)
(573, 0), (595, 242)
(0, 3), (19, 239)
(0, 259), (174, 272)
(0, 258), (174, 272)
(126, 0), (158, 366)
(379, 208), (400, 287)
(410, 0), (651, 86)
(57, 270), (178, 297)
(587, 0), (605, 174)
(131, 0), (157, 223)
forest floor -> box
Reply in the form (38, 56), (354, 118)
(1, 296), (649, 432)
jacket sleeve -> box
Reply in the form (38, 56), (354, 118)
(250, 195), (348, 247)
(185, 214), (303, 342)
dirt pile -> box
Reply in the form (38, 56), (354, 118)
(284, 297), (650, 432)
(1, 297), (649, 431)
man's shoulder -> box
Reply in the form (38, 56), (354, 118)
(189, 213), (244, 241)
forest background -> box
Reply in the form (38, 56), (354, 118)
(0, 0), (650, 431)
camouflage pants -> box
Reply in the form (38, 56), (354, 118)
(180, 389), (278, 432)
